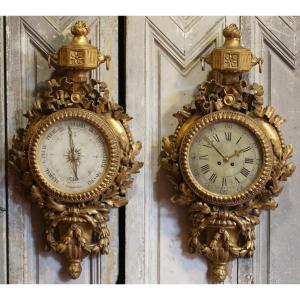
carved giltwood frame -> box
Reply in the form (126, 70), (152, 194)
(9, 21), (143, 279)
(179, 110), (273, 206)
(161, 24), (295, 283)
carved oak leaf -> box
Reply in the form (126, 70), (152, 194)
(46, 197), (66, 212)
(30, 185), (44, 208)
(22, 172), (33, 189)
(130, 161), (143, 174)
(130, 141), (142, 160)
(113, 110), (132, 122)
(282, 144), (294, 161)
(102, 197), (128, 208)
(281, 162), (296, 181)
(170, 182), (194, 206)
(173, 110), (191, 124)
(162, 136), (173, 155)
(190, 202), (211, 215)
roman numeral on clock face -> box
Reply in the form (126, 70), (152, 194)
(241, 146), (251, 152)
(245, 157), (254, 164)
(199, 155), (208, 160)
(209, 173), (217, 183)
(212, 134), (220, 142)
(225, 132), (231, 141)
(200, 164), (210, 174)
(236, 137), (242, 144)
(240, 167), (250, 177)
(222, 177), (227, 187)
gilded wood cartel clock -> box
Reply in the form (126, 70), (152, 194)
(9, 21), (143, 279)
(161, 24), (295, 283)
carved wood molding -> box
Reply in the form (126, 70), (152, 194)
(148, 16), (227, 282)
(146, 16), (225, 74)
(255, 16), (298, 69)
(170, 16), (203, 32)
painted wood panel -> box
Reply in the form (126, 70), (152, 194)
(240, 16), (300, 284)
(126, 16), (240, 284)
(5, 16), (119, 284)
(126, 16), (300, 284)
(0, 17), (7, 284)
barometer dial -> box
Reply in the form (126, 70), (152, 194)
(38, 119), (108, 193)
(28, 109), (120, 203)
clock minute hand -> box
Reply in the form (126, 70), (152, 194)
(203, 135), (227, 161)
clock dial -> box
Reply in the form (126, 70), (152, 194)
(189, 121), (262, 195)
(37, 118), (108, 193)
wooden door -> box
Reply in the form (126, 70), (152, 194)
(125, 16), (300, 284)
(1, 16), (119, 284)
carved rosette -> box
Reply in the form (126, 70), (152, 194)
(161, 24), (295, 283)
(9, 21), (143, 279)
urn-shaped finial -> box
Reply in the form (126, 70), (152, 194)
(201, 24), (263, 75)
(48, 20), (110, 71)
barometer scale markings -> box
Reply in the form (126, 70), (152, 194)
(45, 168), (59, 184)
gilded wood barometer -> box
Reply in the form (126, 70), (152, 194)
(161, 24), (295, 283)
(9, 21), (143, 279)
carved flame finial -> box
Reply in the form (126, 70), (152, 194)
(71, 20), (90, 37)
(223, 24), (241, 39)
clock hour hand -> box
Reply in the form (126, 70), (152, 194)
(226, 148), (244, 160)
(203, 135), (227, 161)
(227, 148), (247, 159)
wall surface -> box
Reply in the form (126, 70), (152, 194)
(0, 16), (300, 284)
(126, 16), (300, 284)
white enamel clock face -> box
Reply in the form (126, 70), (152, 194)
(38, 118), (109, 193)
(189, 121), (263, 195)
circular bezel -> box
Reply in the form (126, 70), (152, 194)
(28, 108), (121, 203)
(179, 110), (273, 206)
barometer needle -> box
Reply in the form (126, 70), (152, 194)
(67, 126), (80, 180)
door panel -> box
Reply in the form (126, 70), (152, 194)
(239, 16), (300, 284)
(126, 16), (238, 284)
(0, 16), (6, 284)
(126, 16), (300, 284)
(5, 16), (119, 284)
